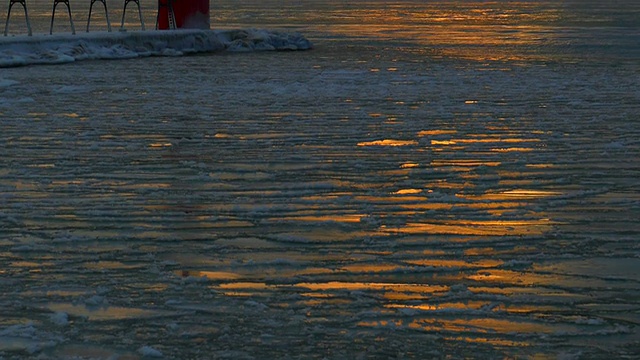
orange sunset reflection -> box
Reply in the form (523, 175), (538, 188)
(315, 2), (563, 62)
(142, 102), (572, 352)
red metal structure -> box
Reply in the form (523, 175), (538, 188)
(157, 0), (209, 30)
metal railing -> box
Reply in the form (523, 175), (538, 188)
(3, 0), (162, 36)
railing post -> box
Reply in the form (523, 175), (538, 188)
(4, 0), (32, 36)
(50, 0), (76, 35)
(121, 0), (145, 31)
(87, 0), (111, 32)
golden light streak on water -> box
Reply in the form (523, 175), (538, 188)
(399, 162), (419, 168)
(430, 159), (502, 167)
(311, 2), (565, 61)
(443, 336), (531, 348)
(430, 140), (458, 146)
(466, 269), (617, 288)
(357, 139), (419, 146)
(273, 214), (365, 223)
(490, 147), (535, 152)
(404, 259), (504, 269)
(398, 317), (574, 335)
(10, 261), (53, 268)
(458, 189), (562, 201)
(338, 264), (404, 273)
(418, 130), (459, 136)
(392, 188), (422, 195)
(295, 282), (449, 294)
(385, 301), (495, 312)
(354, 195), (429, 203)
(148, 142), (173, 148)
(381, 219), (552, 236)
(431, 137), (542, 145)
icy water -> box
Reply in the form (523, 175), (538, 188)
(1, 0), (640, 359)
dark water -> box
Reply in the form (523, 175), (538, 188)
(1, 1), (639, 359)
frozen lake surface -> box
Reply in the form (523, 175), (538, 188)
(0, 29), (313, 67)
(1, 0), (639, 358)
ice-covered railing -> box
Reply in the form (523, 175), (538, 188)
(0, 28), (312, 67)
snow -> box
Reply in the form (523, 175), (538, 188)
(0, 29), (312, 68)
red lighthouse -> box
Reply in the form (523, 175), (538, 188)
(157, 0), (209, 30)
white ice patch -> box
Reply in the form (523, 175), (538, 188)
(0, 323), (62, 354)
(0, 78), (19, 87)
(84, 295), (109, 308)
(49, 312), (69, 326)
(0, 28), (312, 68)
(138, 345), (163, 357)
(243, 300), (269, 312)
(46, 303), (170, 321)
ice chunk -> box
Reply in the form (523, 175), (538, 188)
(50, 312), (69, 326)
(138, 345), (163, 357)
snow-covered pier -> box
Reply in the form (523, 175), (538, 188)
(0, 28), (312, 67)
